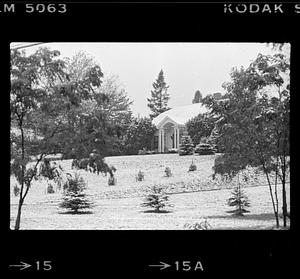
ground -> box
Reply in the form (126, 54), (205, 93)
(10, 154), (290, 230)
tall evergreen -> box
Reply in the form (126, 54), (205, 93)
(192, 90), (203, 103)
(147, 70), (170, 119)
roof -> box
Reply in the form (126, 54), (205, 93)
(152, 103), (208, 127)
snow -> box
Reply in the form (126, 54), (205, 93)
(152, 103), (208, 127)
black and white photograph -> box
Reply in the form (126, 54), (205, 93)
(3, 0), (297, 276)
(10, 42), (290, 230)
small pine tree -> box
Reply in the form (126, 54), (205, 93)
(164, 166), (172, 177)
(141, 185), (173, 212)
(136, 170), (145, 181)
(188, 160), (197, 172)
(227, 185), (250, 216)
(178, 132), (194, 156)
(60, 173), (93, 213)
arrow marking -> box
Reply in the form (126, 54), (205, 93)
(149, 261), (171, 270)
(9, 261), (31, 270)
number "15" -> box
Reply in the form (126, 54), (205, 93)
(36, 261), (52, 271)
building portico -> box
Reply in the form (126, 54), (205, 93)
(152, 103), (208, 153)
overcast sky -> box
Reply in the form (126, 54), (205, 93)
(18, 42), (274, 117)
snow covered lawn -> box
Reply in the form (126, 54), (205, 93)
(10, 154), (290, 230)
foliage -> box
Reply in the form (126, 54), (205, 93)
(10, 47), (109, 229)
(141, 185), (173, 212)
(195, 143), (216, 155)
(227, 186), (250, 216)
(122, 117), (156, 155)
(202, 47), (290, 226)
(164, 167), (172, 177)
(108, 175), (117, 186)
(184, 219), (212, 230)
(13, 184), (20, 197)
(186, 113), (215, 145)
(60, 173), (93, 213)
(192, 90), (203, 104)
(47, 183), (55, 194)
(188, 160), (197, 172)
(178, 132), (194, 156)
(147, 69), (170, 119)
(136, 170), (145, 182)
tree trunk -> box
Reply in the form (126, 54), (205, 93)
(14, 198), (23, 230)
(281, 163), (288, 227)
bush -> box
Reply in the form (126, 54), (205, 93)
(141, 185), (173, 212)
(108, 175), (117, 186)
(47, 183), (55, 194)
(184, 219), (212, 230)
(164, 167), (172, 177)
(168, 148), (178, 154)
(178, 132), (194, 156)
(13, 184), (20, 197)
(188, 160), (197, 172)
(136, 170), (145, 182)
(60, 173), (93, 213)
(195, 143), (216, 155)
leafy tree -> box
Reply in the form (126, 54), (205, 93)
(203, 47), (290, 227)
(186, 113), (215, 145)
(147, 69), (170, 119)
(192, 90), (203, 103)
(10, 47), (110, 229)
(122, 117), (156, 155)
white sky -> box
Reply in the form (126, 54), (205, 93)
(17, 42), (275, 117)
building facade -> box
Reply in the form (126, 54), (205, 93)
(152, 103), (208, 153)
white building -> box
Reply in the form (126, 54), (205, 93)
(152, 103), (208, 153)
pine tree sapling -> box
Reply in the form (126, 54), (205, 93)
(164, 167), (172, 177)
(60, 173), (93, 213)
(136, 170), (145, 182)
(178, 132), (194, 156)
(141, 185), (173, 213)
(227, 186), (250, 216)
(188, 160), (197, 172)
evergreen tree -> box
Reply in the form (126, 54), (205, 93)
(227, 184), (250, 216)
(178, 131), (194, 156)
(141, 185), (172, 212)
(192, 90), (203, 103)
(147, 70), (170, 119)
(60, 173), (93, 213)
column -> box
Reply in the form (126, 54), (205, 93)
(158, 129), (161, 153)
(176, 127), (180, 149)
(173, 126), (176, 149)
(161, 129), (165, 153)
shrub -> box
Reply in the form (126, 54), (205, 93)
(227, 186), (250, 216)
(188, 160), (197, 172)
(108, 175), (117, 186)
(141, 185), (173, 212)
(47, 183), (55, 194)
(136, 170), (145, 182)
(60, 173), (93, 213)
(13, 184), (20, 197)
(184, 219), (212, 230)
(164, 167), (172, 177)
(138, 148), (147, 155)
(178, 132), (194, 156)
(195, 143), (216, 155)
